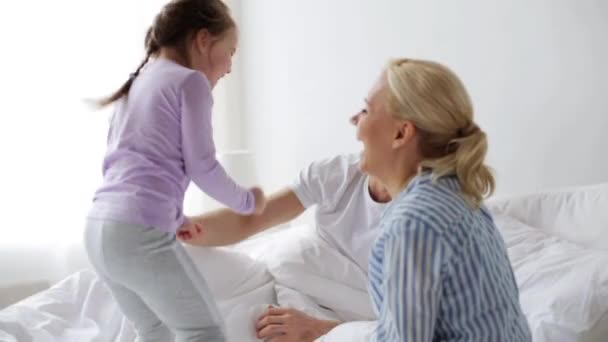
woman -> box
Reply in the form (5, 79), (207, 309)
(353, 58), (531, 341)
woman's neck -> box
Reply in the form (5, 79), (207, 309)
(379, 147), (423, 198)
(368, 177), (392, 203)
(385, 176), (414, 198)
(383, 160), (420, 198)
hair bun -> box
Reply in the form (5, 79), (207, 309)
(458, 122), (481, 138)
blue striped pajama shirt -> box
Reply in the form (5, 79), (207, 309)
(368, 174), (531, 341)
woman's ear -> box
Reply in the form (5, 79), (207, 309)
(392, 120), (416, 149)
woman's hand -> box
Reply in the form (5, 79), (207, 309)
(256, 306), (340, 342)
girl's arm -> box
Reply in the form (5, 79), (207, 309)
(180, 72), (258, 214)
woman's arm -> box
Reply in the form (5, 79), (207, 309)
(180, 187), (305, 246)
(372, 224), (444, 341)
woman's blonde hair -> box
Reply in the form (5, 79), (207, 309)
(385, 58), (495, 207)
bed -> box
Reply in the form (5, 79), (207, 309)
(1, 182), (608, 342)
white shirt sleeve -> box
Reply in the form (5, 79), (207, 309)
(290, 154), (359, 209)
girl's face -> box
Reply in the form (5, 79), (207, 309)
(192, 27), (238, 88)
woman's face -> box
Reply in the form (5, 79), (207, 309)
(350, 74), (400, 178)
(351, 72), (420, 184)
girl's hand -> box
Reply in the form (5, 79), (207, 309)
(176, 218), (203, 241)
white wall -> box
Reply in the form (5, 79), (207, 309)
(0, 0), (169, 291)
(237, 0), (608, 197)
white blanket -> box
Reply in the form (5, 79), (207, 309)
(0, 245), (276, 342)
(0, 225), (376, 342)
(3, 187), (608, 342)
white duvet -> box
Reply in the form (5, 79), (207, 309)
(0, 246), (276, 342)
(0, 224), (375, 342)
(493, 214), (608, 342)
(3, 181), (608, 342)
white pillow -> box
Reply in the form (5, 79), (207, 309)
(260, 225), (375, 322)
(274, 284), (341, 321)
(184, 245), (277, 342)
(488, 182), (608, 250)
(494, 214), (608, 342)
(184, 244), (274, 301)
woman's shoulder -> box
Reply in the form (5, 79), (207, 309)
(385, 175), (473, 232)
(301, 153), (365, 190)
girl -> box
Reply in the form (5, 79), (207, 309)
(85, 1), (265, 341)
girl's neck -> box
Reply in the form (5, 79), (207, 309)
(158, 48), (189, 68)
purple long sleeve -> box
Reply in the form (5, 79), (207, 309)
(88, 58), (254, 233)
(180, 73), (255, 214)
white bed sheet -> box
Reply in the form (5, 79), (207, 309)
(0, 238), (278, 342)
(3, 204), (607, 342)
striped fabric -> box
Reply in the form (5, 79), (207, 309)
(368, 174), (531, 342)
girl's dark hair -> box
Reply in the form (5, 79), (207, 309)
(97, 0), (235, 107)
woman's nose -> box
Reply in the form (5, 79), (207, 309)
(350, 113), (360, 126)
